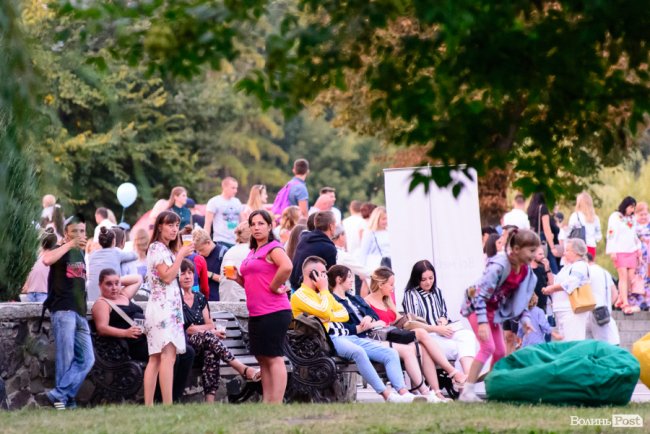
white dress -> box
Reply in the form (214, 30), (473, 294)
(145, 241), (186, 355)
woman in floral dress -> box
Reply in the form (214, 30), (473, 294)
(144, 211), (194, 405)
(632, 202), (650, 311)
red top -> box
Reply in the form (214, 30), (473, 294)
(192, 254), (210, 299)
(487, 264), (528, 311)
(369, 303), (397, 324)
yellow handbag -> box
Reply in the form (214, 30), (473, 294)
(568, 266), (596, 313)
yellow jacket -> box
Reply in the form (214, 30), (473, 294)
(290, 284), (349, 331)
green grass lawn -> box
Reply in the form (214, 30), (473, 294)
(2, 402), (650, 433)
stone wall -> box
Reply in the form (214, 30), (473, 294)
(613, 310), (650, 350)
(0, 302), (249, 410)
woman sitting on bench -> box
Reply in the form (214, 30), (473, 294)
(91, 268), (195, 403)
(328, 265), (450, 402)
(179, 259), (261, 402)
(365, 267), (467, 391)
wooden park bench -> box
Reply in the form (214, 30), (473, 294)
(87, 311), (291, 404)
(283, 328), (459, 403)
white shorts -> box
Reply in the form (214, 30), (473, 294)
(428, 328), (477, 362)
(554, 310), (588, 342)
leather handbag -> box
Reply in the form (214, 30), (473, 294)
(592, 269), (611, 325)
(568, 267), (596, 314)
(568, 213), (587, 241)
(368, 326), (416, 344)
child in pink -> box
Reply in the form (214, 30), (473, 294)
(459, 228), (540, 402)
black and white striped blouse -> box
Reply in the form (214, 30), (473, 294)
(402, 286), (449, 325)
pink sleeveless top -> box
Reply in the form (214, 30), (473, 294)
(239, 240), (291, 317)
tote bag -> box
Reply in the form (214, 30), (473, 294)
(568, 266), (596, 314)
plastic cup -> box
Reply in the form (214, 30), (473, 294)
(223, 260), (236, 279)
(214, 319), (228, 333)
(181, 234), (193, 247)
(134, 318), (145, 332)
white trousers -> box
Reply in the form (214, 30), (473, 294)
(427, 328), (478, 361)
(585, 311), (620, 345)
(554, 310), (588, 341)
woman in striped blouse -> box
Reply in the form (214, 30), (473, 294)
(402, 260), (477, 377)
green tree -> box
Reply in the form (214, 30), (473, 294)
(239, 1), (650, 203)
(0, 0), (40, 300)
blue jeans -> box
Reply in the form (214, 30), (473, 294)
(331, 335), (405, 394)
(26, 292), (47, 302)
(48, 311), (95, 404)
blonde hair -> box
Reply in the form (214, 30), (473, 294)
(369, 266), (396, 312)
(528, 293), (539, 310)
(133, 228), (149, 260)
(368, 206), (387, 232)
(234, 221), (251, 244)
(280, 206), (300, 231)
(168, 186), (187, 209)
(575, 192), (596, 224)
(246, 184), (266, 212)
(192, 227), (213, 246)
(636, 201), (648, 214)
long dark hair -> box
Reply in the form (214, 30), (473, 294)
(526, 192), (546, 222)
(618, 196), (637, 215)
(98, 226), (115, 249)
(150, 211), (181, 252)
(405, 260), (436, 292)
(248, 209), (276, 250)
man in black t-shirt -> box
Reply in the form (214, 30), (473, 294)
(43, 216), (95, 410)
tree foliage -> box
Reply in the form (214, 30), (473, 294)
(0, 0), (40, 300)
(239, 0), (650, 203)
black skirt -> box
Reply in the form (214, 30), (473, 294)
(248, 309), (292, 357)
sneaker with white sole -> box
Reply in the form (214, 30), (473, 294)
(387, 392), (416, 403)
(458, 389), (483, 403)
(46, 392), (66, 410)
(424, 393), (448, 403)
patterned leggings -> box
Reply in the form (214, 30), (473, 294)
(188, 331), (235, 396)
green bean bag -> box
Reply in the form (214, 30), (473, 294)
(632, 332), (650, 388)
(485, 340), (639, 406)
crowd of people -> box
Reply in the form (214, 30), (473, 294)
(20, 161), (642, 408)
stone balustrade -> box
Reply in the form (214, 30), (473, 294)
(0, 301), (249, 410)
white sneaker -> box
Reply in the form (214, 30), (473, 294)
(424, 393), (449, 403)
(458, 389), (483, 403)
(387, 392), (416, 403)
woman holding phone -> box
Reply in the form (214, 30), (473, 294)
(226, 209), (293, 403)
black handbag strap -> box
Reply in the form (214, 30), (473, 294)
(372, 232), (384, 257)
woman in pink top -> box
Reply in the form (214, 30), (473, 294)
(228, 209), (293, 403)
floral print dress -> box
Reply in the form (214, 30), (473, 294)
(632, 223), (650, 307)
(145, 241), (186, 355)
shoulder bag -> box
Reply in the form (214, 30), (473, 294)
(568, 265), (597, 314)
(368, 326), (416, 344)
(372, 232), (392, 269)
(568, 213), (587, 241)
(591, 269), (611, 325)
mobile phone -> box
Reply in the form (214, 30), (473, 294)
(310, 270), (319, 282)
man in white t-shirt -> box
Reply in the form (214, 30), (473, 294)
(502, 194), (530, 229)
(342, 200), (365, 255)
(204, 177), (242, 249)
(92, 207), (113, 243)
(586, 255), (620, 345)
(308, 187), (342, 224)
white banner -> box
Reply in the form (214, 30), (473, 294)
(384, 167), (484, 319)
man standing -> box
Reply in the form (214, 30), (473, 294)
(342, 200), (365, 255)
(288, 159), (310, 218)
(204, 177), (242, 249)
(502, 194), (530, 229)
(309, 187), (342, 224)
(42, 215), (95, 410)
(93, 207), (113, 243)
(289, 211), (338, 290)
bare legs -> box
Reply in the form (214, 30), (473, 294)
(143, 343), (176, 406)
(257, 355), (287, 403)
(413, 329), (467, 384)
